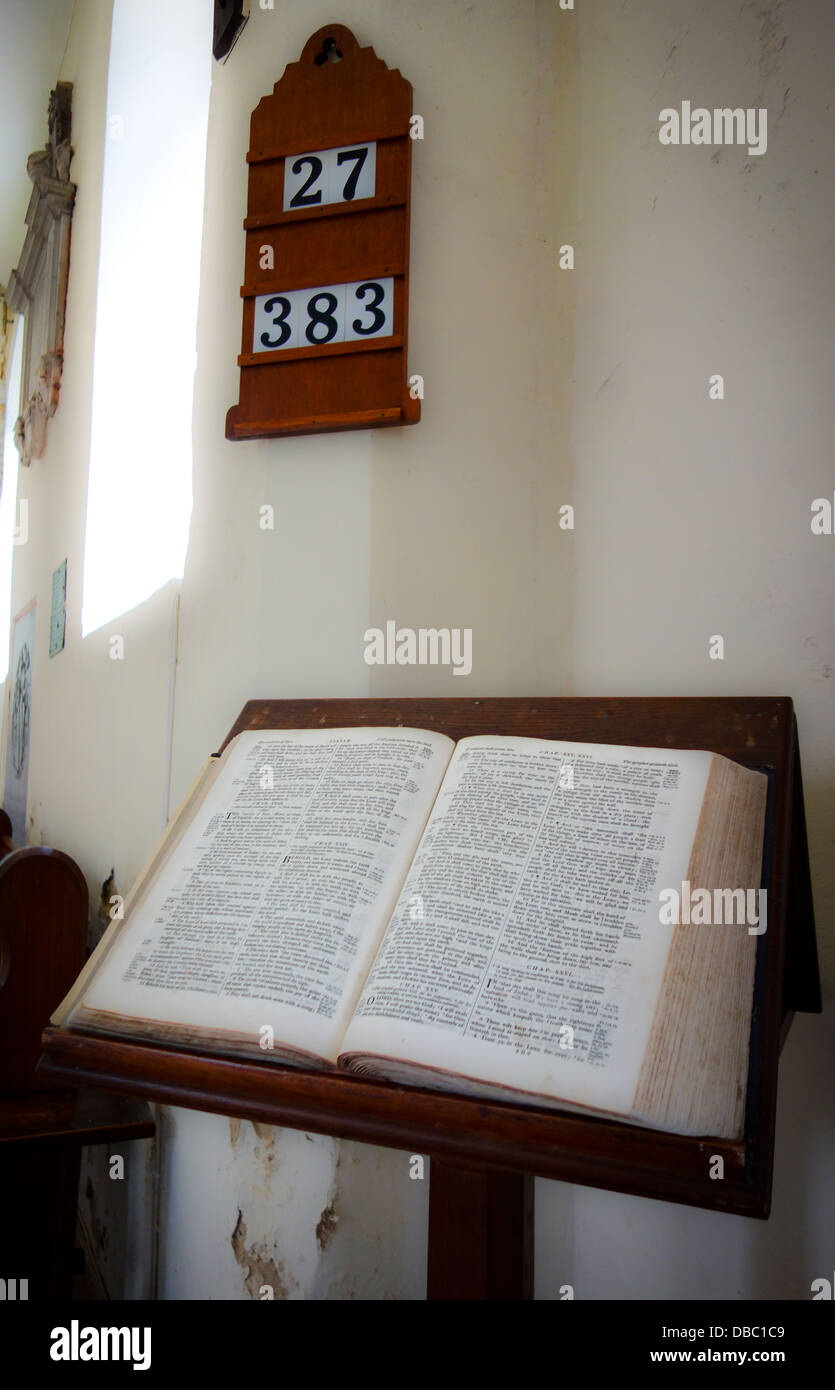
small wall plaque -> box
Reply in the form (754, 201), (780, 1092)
(49, 559), (67, 658)
(226, 25), (420, 441)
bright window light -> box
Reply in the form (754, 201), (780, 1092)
(82, 0), (212, 636)
(0, 318), (24, 682)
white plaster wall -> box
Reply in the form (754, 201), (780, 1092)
(534, 0), (834, 1300)
(157, 1109), (428, 1301)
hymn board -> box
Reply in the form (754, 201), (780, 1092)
(226, 25), (420, 440)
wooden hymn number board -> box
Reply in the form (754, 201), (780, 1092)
(226, 25), (420, 441)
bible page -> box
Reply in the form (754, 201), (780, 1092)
(341, 736), (711, 1115)
(75, 727), (453, 1063)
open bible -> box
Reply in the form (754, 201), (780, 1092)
(54, 726), (768, 1140)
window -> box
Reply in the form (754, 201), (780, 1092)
(82, 0), (212, 635)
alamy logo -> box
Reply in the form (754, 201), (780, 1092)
(659, 102), (767, 156)
(363, 621), (472, 676)
(0, 1278), (28, 1299)
(50, 1322), (151, 1371)
(659, 882), (766, 936)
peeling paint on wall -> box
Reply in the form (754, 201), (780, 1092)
(230, 1209), (291, 1300)
(315, 1202), (340, 1252)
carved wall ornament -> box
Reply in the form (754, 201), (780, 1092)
(6, 82), (76, 466)
(0, 291), (13, 497)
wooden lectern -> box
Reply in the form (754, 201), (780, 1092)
(39, 697), (820, 1300)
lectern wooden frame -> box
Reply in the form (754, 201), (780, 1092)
(0, 808), (154, 1298)
(39, 697), (820, 1300)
